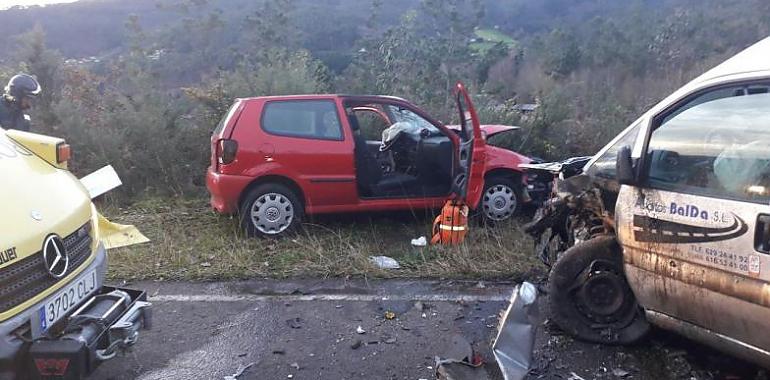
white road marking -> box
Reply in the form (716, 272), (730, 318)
(151, 292), (512, 303)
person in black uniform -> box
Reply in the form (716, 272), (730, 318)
(0, 74), (41, 131)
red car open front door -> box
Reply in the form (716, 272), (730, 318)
(452, 82), (487, 209)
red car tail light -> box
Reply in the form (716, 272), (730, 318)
(217, 139), (238, 166)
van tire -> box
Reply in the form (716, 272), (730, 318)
(547, 235), (650, 344)
(239, 183), (303, 238)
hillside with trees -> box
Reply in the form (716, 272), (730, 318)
(1, 0), (768, 200)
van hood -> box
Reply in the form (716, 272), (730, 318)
(0, 130), (92, 267)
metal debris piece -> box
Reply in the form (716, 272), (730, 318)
(492, 282), (539, 380)
(369, 256), (401, 269)
(223, 362), (254, 380)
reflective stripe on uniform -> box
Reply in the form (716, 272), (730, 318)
(439, 225), (467, 231)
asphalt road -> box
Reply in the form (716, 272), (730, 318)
(89, 279), (764, 380)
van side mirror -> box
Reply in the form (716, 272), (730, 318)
(616, 145), (636, 185)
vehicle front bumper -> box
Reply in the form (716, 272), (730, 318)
(206, 167), (253, 214)
(0, 243), (151, 380)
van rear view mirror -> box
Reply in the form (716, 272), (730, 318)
(616, 145), (636, 185)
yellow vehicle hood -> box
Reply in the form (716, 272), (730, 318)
(0, 131), (92, 266)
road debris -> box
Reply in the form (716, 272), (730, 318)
(356, 325), (366, 334)
(384, 310), (396, 320)
(436, 360), (490, 380)
(612, 368), (630, 377)
(351, 339), (362, 349)
(286, 317), (303, 329)
(492, 282), (539, 380)
(567, 372), (586, 380)
(369, 256), (401, 269)
(223, 362), (254, 380)
(411, 236), (427, 247)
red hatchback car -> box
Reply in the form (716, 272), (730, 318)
(206, 83), (534, 237)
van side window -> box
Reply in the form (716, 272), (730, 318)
(646, 83), (770, 203)
(262, 100), (343, 140)
(586, 122), (641, 180)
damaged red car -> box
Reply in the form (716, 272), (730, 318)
(206, 83), (536, 237)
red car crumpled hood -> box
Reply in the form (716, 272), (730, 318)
(445, 124), (520, 138)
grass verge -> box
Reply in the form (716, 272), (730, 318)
(103, 197), (543, 282)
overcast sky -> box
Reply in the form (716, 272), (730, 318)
(0, 0), (79, 10)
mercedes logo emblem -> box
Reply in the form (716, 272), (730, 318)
(42, 235), (69, 279)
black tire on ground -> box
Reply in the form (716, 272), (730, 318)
(547, 235), (650, 344)
(239, 183), (304, 238)
(477, 176), (523, 224)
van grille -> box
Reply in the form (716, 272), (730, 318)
(0, 223), (93, 315)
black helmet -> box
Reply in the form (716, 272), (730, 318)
(5, 74), (41, 100)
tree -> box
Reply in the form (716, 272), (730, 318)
(13, 24), (63, 130)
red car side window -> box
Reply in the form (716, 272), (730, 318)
(261, 100), (343, 141)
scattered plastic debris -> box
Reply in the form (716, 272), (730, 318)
(223, 362), (254, 380)
(612, 368), (630, 378)
(356, 325), (366, 334)
(411, 236), (427, 247)
(384, 311), (396, 320)
(368, 256), (401, 269)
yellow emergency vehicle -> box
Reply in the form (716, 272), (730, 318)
(0, 128), (150, 380)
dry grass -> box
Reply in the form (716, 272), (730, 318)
(103, 197), (543, 282)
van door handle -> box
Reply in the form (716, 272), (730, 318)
(754, 214), (770, 253)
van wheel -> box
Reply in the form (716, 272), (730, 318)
(479, 176), (522, 224)
(240, 183), (303, 238)
(547, 235), (649, 344)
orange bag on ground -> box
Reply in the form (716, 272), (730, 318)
(431, 200), (469, 246)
